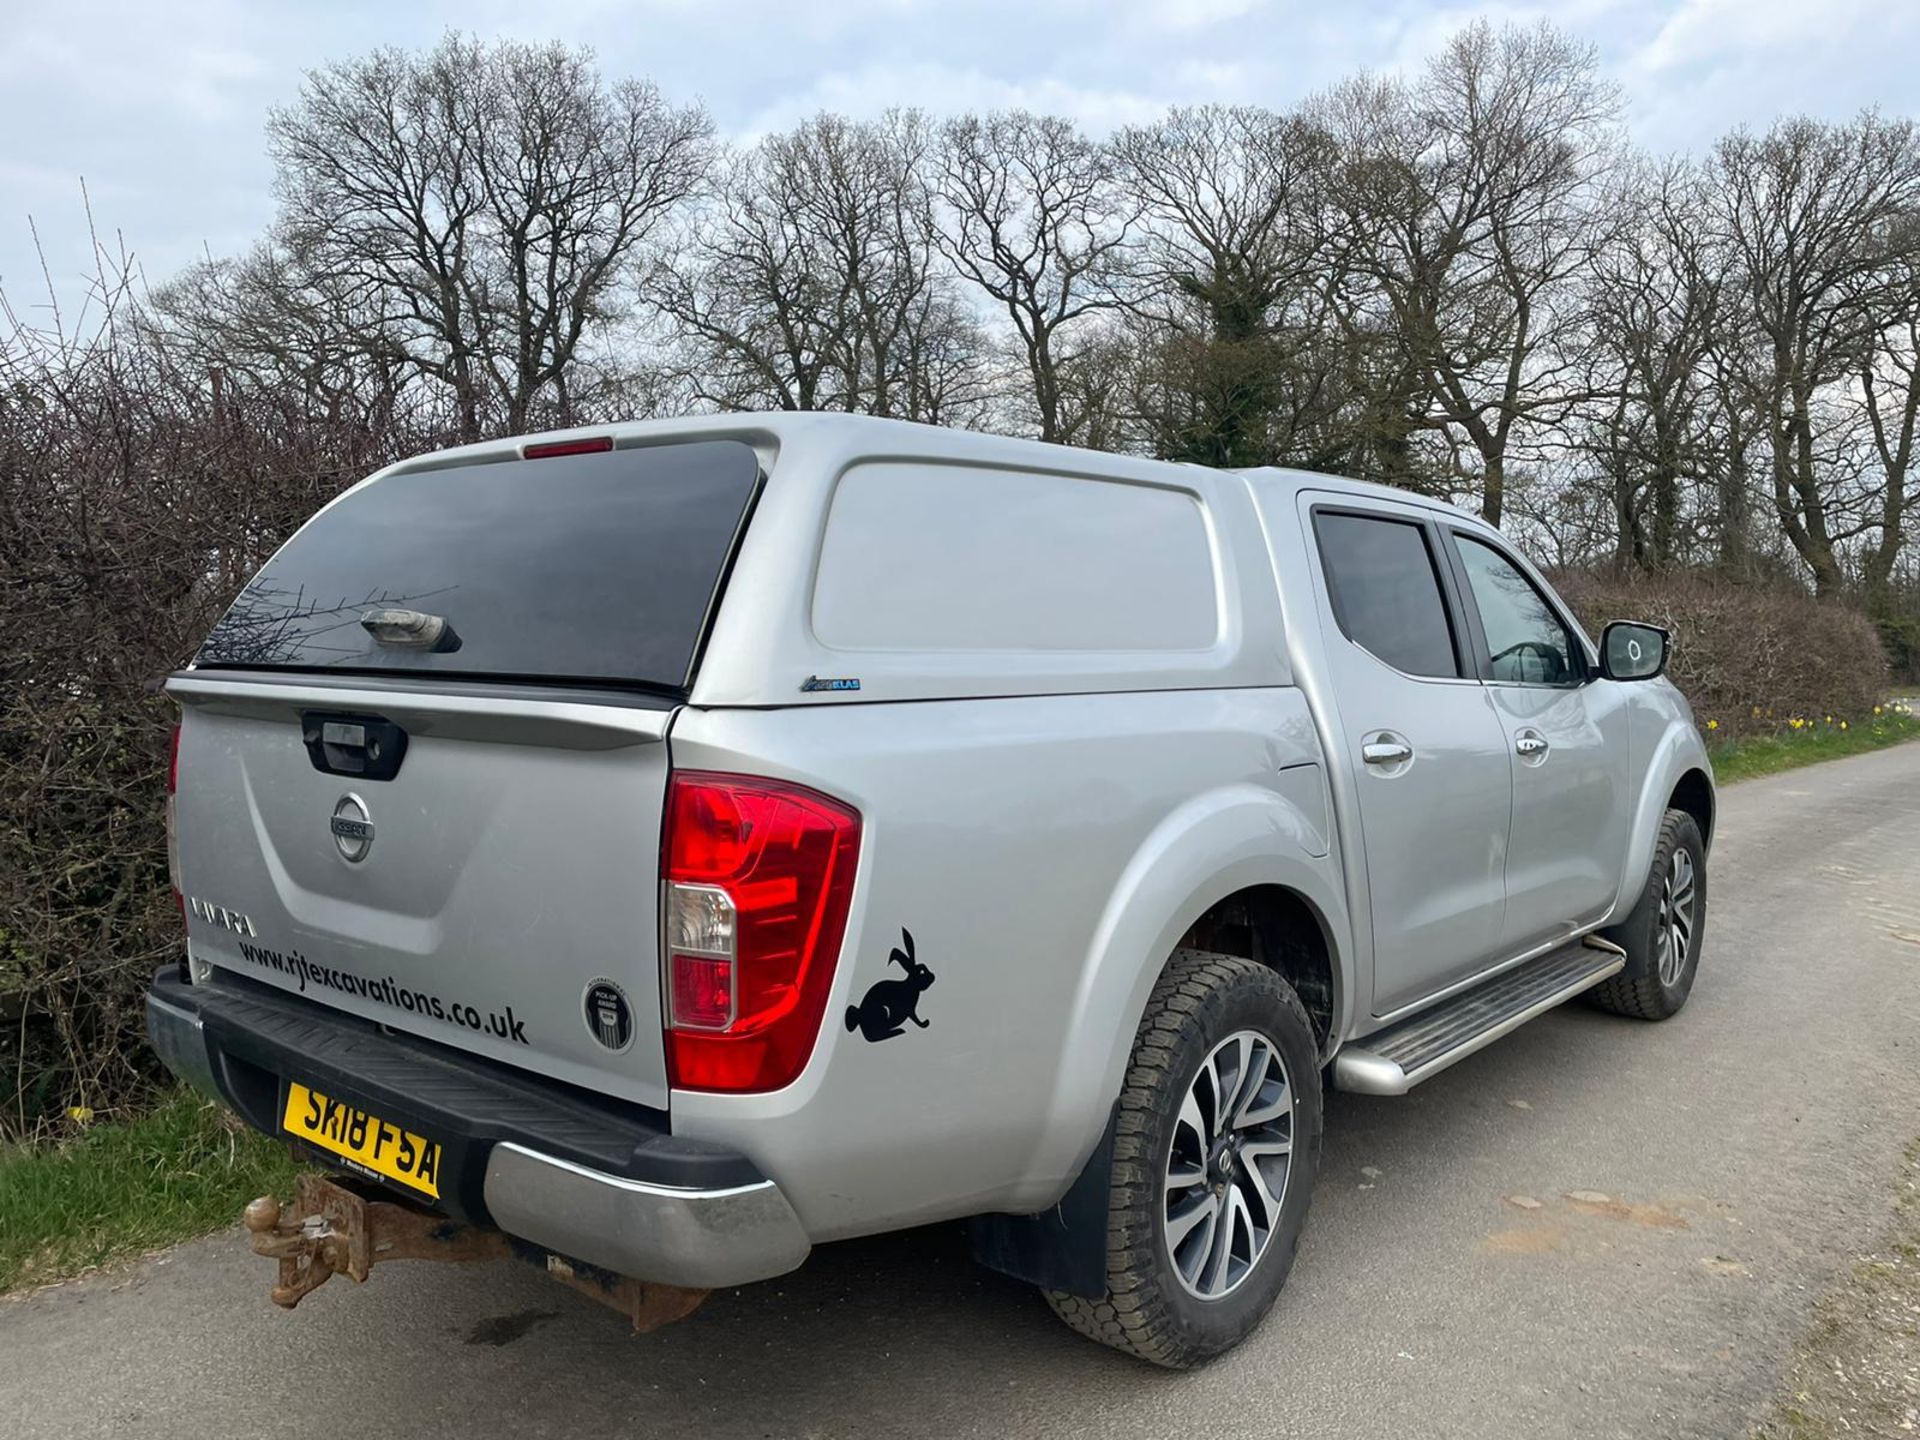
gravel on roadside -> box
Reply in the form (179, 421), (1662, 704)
(1757, 1139), (1920, 1438)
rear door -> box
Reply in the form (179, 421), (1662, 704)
(171, 439), (763, 1110)
(1302, 499), (1514, 1015)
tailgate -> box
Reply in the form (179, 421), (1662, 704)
(171, 675), (674, 1108)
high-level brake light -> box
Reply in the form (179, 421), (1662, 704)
(523, 436), (615, 460)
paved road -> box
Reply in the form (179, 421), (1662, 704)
(7, 746), (1920, 1439)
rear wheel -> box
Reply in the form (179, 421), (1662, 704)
(1589, 808), (1706, 1020)
(1044, 949), (1322, 1368)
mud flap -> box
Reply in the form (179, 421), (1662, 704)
(966, 1105), (1117, 1299)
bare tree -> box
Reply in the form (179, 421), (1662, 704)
(154, 244), (415, 440)
(266, 33), (711, 441)
(935, 112), (1132, 443)
(1580, 160), (1725, 570)
(1323, 22), (1620, 524)
(1051, 315), (1144, 453)
(652, 140), (843, 412)
(1111, 104), (1339, 468)
(1855, 217), (1920, 609)
(1709, 112), (1920, 596)
(658, 112), (988, 424)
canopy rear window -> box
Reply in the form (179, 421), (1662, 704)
(196, 439), (760, 691)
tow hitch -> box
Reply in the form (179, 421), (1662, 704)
(243, 1174), (504, 1306)
(243, 1174), (708, 1331)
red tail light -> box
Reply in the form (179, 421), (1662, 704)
(166, 722), (184, 925)
(662, 772), (861, 1093)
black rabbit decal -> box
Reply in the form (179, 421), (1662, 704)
(846, 928), (935, 1042)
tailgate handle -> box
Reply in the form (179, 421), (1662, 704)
(302, 711), (409, 782)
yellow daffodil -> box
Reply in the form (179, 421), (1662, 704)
(1706, 719), (1718, 731)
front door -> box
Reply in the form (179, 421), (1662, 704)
(1304, 501), (1514, 1016)
(1441, 530), (1631, 951)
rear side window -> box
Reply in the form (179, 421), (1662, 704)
(811, 463), (1218, 652)
(197, 440), (760, 690)
(1313, 511), (1460, 679)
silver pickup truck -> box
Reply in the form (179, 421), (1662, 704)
(149, 413), (1712, 1367)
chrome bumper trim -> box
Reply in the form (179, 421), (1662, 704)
(482, 1141), (811, 1289)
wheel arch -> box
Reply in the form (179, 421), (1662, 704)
(1615, 723), (1717, 923)
(1669, 766), (1715, 851)
(971, 820), (1346, 1299)
(1013, 785), (1351, 1216)
(1174, 884), (1341, 1059)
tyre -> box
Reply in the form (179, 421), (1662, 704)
(1045, 948), (1322, 1369)
(1588, 808), (1707, 1021)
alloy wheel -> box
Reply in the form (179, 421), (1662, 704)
(1656, 847), (1698, 987)
(1162, 1029), (1295, 1301)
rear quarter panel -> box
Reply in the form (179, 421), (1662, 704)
(665, 689), (1346, 1241)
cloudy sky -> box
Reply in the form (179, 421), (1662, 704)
(4, 0), (1916, 325)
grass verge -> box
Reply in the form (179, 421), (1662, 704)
(0, 1088), (301, 1296)
(1756, 1139), (1920, 1437)
(1710, 709), (1920, 785)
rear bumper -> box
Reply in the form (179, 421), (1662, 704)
(147, 969), (810, 1289)
(481, 1143), (808, 1288)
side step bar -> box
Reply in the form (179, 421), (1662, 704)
(1332, 936), (1627, 1096)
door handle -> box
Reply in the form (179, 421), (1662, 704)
(1515, 731), (1549, 759)
(1362, 740), (1414, 766)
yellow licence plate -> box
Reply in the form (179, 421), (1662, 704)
(281, 1083), (442, 1199)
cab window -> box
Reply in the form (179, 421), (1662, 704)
(1313, 511), (1461, 680)
(1451, 535), (1581, 685)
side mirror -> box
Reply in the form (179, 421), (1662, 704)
(1599, 621), (1670, 682)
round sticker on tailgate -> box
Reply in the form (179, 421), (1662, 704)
(582, 978), (634, 1053)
